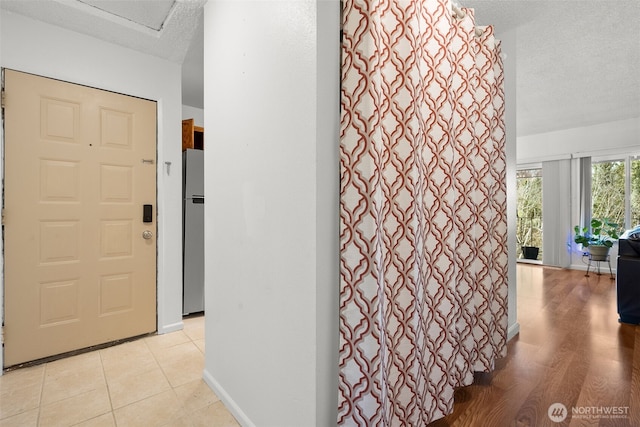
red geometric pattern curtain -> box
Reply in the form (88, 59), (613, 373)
(338, 0), (508, 424)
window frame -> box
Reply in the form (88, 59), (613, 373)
(591, 152), (640, 230)
(516, 164), (543, 260)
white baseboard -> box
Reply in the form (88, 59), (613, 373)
(158, 321), (183, 335)
(517, 258), (542, 265)
(507, 322), (520, 341)
(569, 263), (617, 275)
(203, 369), (254, 427)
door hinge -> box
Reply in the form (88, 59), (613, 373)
(1, 89), (5, 109)
(1, 208), (5, 226)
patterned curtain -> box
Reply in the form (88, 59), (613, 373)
(338, 0), (508, 425)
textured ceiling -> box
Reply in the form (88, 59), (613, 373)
(2, 0), (638, 138)
(465, 0), (640, 137)
(0, 0), (205, 64)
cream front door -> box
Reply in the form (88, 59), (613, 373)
(3, 70), (157, 367)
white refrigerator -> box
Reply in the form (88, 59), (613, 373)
(182, 149), (205, 315)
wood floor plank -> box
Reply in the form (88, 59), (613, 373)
(630, 328), (640, 426)
(428, 264), (640, 427)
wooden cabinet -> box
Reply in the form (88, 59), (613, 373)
(182, 118), (204, 151)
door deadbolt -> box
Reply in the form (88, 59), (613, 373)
(142, 230), (153, 240)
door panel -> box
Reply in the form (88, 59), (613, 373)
(3, 70), (157, 367)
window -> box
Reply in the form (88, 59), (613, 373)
(591, 159), (625, 228)
(517, 168), (542, 259)
(631, 157), (640, 227)
(592, 155), (640, 231)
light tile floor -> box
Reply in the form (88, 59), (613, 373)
(0, 316), (240, 427)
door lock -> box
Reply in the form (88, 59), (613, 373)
(143, 204), (153, 223)
(142, 230), (153, 240)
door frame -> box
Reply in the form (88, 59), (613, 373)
(0, 67), (181, 371)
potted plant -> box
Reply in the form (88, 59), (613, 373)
(518, 212), (541, 260)
(573, 218), (620, 261)
(521, 244), (539, 260)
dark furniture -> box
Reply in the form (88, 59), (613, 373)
(616, 238), (640, 324)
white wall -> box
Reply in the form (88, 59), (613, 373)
(202, 1), (339, 426)
(315, 1), (341, 424)
(499, 27), (520, 340)
(517, 117), (640, 164)
(0, 10), (184, 370)
(182, 105), (204, 127)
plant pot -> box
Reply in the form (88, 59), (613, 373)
(588, 245), (610, 261)
(522, 246), (539, 260)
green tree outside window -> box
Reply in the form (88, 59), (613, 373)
(517, 169), (542, 259)
(592, 160), (625, 228)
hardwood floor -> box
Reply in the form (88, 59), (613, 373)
(429, 264), (640, 427)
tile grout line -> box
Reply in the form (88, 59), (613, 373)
(143, 335), (184, 418)
(163, 320), (205, 422)
(97, 348), (118, 427)
(2, 319), (205, 425)
(36, 363), (46, 426)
